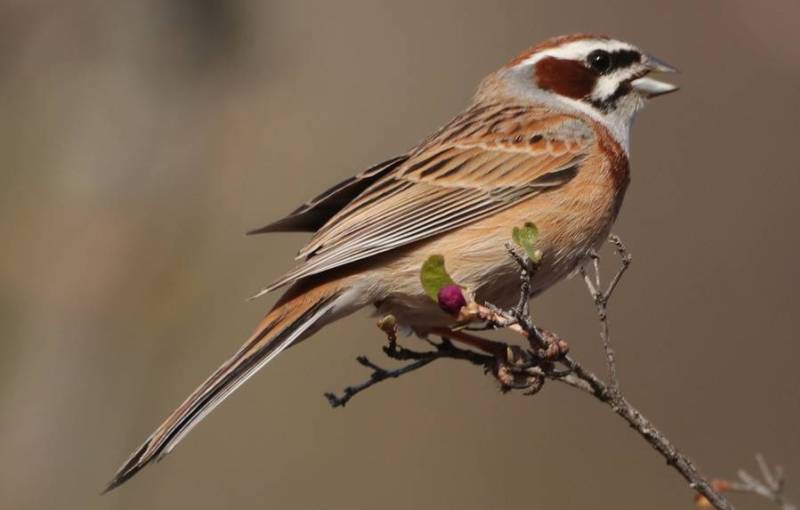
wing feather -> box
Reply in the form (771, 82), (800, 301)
(251, 106), (597, 297)
(246, 155), (408, 234)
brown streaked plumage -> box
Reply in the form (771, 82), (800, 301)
(106, 34), (678, 491)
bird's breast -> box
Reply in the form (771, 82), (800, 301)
(370, 164), (625, 332)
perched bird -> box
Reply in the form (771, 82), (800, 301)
(106, 33), (677, 491)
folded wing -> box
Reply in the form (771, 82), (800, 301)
(253, 107), (595, 297)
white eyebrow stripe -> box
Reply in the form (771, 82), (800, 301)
(513, 39), (636, 69)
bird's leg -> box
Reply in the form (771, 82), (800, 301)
(528, 327), (570, 361)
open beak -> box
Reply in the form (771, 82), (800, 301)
(631, 55), (679, 98)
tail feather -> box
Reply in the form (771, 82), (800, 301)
(104, 286), (342, 493)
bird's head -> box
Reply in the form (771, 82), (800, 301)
(480, 34), (678, 151)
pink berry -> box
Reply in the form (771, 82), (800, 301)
(437, 284), (466, 315)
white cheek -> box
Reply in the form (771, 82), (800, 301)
(593, 74), (622, 99)
(592, 69), (638, 101)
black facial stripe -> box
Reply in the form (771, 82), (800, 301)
(589, 81), (633, 112)
(607, 50), (641, 72)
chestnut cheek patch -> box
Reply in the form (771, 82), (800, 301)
(534, 57), (596, 100)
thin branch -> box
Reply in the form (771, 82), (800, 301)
(556, 354), (734, 510)
(323, 234), (790, 510)
(325, 317), (493, 407)
(605, 235), (633, 300)
(324, 356), (436, 408)
(579, 235), (630, 394)
(697, 456), (797, 510)
(504, 242), (533, 320)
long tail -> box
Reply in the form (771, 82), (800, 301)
(104, 282), (346, 492)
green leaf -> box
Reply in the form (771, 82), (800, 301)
(420, 255), (455, 301)
(512, 222), (542, 263)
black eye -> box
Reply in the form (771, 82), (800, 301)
(587, 50), (612, 73)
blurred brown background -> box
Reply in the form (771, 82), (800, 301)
(1, 1), (799, 509)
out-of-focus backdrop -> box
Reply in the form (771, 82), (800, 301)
(1, 1), (799, 509)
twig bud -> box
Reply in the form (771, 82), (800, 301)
(437, 284), (467, 315)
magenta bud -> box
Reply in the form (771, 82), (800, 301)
(437, 284), (466, 315)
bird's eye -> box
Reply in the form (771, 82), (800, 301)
(587, 50), (613, 73)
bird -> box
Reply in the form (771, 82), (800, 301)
(105, 33), (677, 491)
